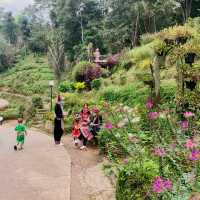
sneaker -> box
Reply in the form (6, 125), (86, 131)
(74, 139), (79, 145)
(14, 145), (17, 151)
(80, 146), (87, 150)
(75, 142), (78, 147)
(59, 142), (64, 146)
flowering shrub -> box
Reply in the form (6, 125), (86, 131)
(72, 61), (102, 82)
(99, 95), (200, 199)
(152, 176), (173, 194)
(85, 65), (102, 81)
(107, 54), (119, 67)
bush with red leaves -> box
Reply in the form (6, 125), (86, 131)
(85, 65), (102, 81)
(106, 54), (120, 67)
(72, 61), (102, 82)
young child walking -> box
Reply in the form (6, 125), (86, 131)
(14, 118), (27, 151)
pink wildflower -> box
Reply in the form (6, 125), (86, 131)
(184, 111), (195, 118)
(189, 150), (200, 161)
(164, 180), (173, 190)
(146, 98), (154, 109)
(185, 139), (195, 149)
(153, 176), (165, 193)
(153, 147), (166, 157)
(148, 112), (159, 120)
(152, 176), (173, 194)
(123, 159), (129, 164)
(105, 122), (113, 130)
(180, 120), (189, 130)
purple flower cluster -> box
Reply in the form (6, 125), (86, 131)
(105, 122), (113, 130)
(189, 150), (200, 161)
(153, 176), (173, 194)
(146, 98), (154, 109)
(180, 120), (189, 130)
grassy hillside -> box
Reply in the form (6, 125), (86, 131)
(0, 55), (55, 96)
(0, 54), (55, 120)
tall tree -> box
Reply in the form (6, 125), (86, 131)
(47, 29), (65, 80)
(2, 12), (17, 45)
(178, 0), (193, 22)
(18, 16), (31, 49)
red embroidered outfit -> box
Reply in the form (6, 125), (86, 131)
(80, 108), (93, 141)
(72, 122), (81, 138)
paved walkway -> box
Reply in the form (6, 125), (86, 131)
(0, 124), (71, 200)
(63, 135), (116, 200)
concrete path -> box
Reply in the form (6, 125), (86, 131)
(0, 124), (71, 200)
(63, 135), (116, 200)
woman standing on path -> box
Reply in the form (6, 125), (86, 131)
(54, 95), (65, 145)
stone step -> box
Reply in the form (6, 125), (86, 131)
(35, 114), (44, 119)
(32, 124), (44, 129)
(36, 108), (49, 112)
(31, 121), (44, 125)
(37, 112), (48, 115)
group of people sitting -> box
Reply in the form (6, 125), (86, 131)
(71, 104), (103, 150)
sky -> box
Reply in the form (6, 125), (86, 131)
(0, 0), (34, 14)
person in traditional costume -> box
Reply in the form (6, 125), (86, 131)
(71, 113), (81, 146)
(90, 107), (103, 144)
(54, 95), (65, 145)
(79, 104), (93, 150)
(80, 103), (91, 121)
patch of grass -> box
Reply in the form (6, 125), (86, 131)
(100, 83), (149, 106)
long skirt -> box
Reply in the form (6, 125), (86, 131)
(54, 118), (64, 144)
(80, 126), (93, 141)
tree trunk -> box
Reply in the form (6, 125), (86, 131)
(176, 59), (184, 97)
(132, 14), (139, 47)
(152, 55), (165, 103)
(180, 0), (193, 22)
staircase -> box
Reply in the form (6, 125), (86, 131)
(31, 108), (49, 129)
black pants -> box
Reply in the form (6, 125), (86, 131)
(54, 118), (63, 144)
(78, 133), (87, 146)
(91, 127), (100, 145)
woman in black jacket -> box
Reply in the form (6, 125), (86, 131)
(54, 95), (64, 145)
